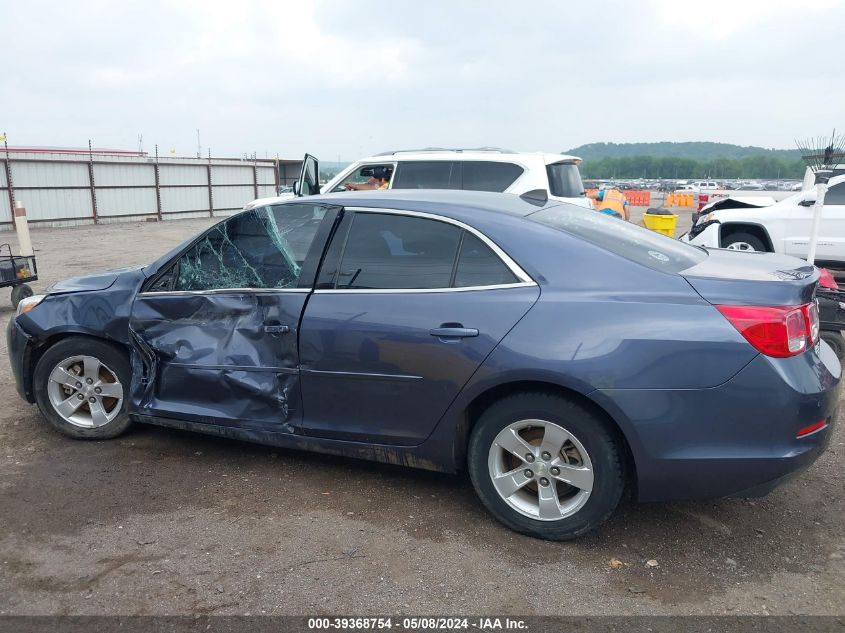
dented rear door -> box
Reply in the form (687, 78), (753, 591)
(128, 203), (338, 432)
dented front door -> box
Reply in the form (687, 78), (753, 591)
(130, 290), (308, 431)
(128, 203), (337, 432)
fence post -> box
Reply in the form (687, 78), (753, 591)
(153, 145), (162, 221)
(4, 134), (16, 221)
(3, 159), (14, 221)
(207, 152), (213, 217)
(253, 161), (259, 199)
(88, 140), (98, 224)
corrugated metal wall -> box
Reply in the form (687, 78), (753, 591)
(0, 151), (283, 227)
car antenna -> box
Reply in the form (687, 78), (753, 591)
(519, 189), (548, 206)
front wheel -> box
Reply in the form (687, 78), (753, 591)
(722, 232), (766, 252)
(467, 392), (624, 540)
(33, 337), (133, 440)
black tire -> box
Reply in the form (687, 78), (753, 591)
(821, 331), (845, 361)
(722, 232), (767, 252)
(33, 336), (133, 440)
(10, 284), (34, 309)
(467, 392), (624, 540)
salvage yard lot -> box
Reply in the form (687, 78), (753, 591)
(0, 210), (843, 615)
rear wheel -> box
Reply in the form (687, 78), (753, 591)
(33, 337), (132, 439)
(821, 331), (845, 361)
(468, 392), (624, 540)
(723, 232), (766, 252)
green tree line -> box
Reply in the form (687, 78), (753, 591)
(568, 141), (800, 161)
(579, 155), (805, 180)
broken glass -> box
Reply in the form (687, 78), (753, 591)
(174, 205), (325, 291)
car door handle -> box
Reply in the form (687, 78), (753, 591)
(264, 324), (290, 334)
(429, 326), (479, 339)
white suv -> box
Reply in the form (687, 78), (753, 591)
(689, 181), (720, 192)
(249, 149), (592, 210)
(681, 173), (845, 264)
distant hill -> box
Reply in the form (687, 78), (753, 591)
(568, 142), (805, 179)
(566, 142), (801, 162)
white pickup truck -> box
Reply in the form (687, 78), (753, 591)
(681, 174), (845, 265)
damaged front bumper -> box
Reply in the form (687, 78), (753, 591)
(680, 220), (720, 248)
(7, 316), (35, 402)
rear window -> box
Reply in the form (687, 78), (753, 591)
(454, 233), (519, 287)
(462, 161), (524, 192)
(546, 163), (585, 198)
(529, 205), (707, 273)
(826, 182), (845, 205)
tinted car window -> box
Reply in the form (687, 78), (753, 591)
(392, 161), (458, 189)
(529, 204), (707, 273)
(454, 233), (519, 287)
(462, 161), (524, 192)
(826, 183), (845, 205)
(337, 213), (461, 289)
(546, 163), (585, 198)
(173, 204), (326, 291)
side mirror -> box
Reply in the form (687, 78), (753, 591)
(292, 181), (301, 196)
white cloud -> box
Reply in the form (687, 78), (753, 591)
(1, 0), (844, 158)
(650, 0), (841, 38)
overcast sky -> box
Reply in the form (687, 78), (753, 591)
(2, 0), (843, 160)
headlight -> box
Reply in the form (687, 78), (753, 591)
(700, 213), (713, 224)
(17, 294), (45, 316)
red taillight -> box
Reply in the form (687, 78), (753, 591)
(805, 300), (819, 346)
(717, 303), (818, 358)
(819, 268), (839, 289)
(796, 419), (828, 438)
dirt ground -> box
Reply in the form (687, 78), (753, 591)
(0, 209), (843, 617)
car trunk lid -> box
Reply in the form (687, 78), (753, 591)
(681, 249), (818, 306)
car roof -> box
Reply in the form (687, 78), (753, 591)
(357, 149), (582, 166)
(284, 189), (562, 220)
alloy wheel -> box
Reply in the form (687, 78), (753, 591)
(726, 241), (756, 252)
(46, 355), (124, 428)
(487, 419), (594, 521)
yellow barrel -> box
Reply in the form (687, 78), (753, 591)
(643, 211), (678, 237)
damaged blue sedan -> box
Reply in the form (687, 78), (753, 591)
(6, 190), (840, 539)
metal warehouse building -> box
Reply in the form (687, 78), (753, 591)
(0, 147), (303, 228)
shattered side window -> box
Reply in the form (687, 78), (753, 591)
(174, 204), (327, 291)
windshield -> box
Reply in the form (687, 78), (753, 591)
(546, 163), (585, 198)
(529, 204), (707, 273)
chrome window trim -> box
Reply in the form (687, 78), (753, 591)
(315, 282), (536, 295)
(138, 207), (536, 296)
(335, 206), (537, 291)
(138, 287), (310, 297)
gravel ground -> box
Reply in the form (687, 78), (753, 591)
(0, 210), (843, 617)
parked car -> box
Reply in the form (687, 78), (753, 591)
(688, 180), (721, 192)
(7, 190), (839, 540)
(253, 148), (593, 210)
(682, 174), (845, 265)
